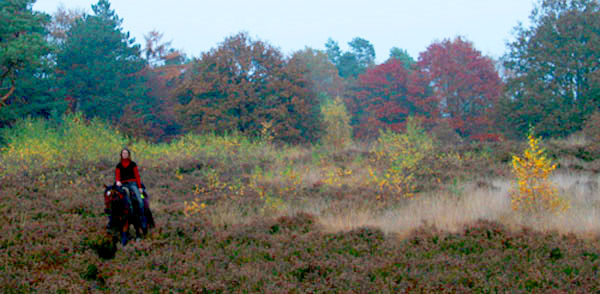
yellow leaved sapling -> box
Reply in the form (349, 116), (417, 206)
(510, 129), (569, 213)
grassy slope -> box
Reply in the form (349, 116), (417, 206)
(1, 178), (599, 292)
(1, 116), (600, 292)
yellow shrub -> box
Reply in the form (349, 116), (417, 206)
(323, 166), (352, 188)
(260, 120), (275, 143)
(321, 96), (352, 149)
(368, 117), (434, 198)
(510, 131), (569, 213)
(183, 199), (206, 217)
(0, 113), (126, 176)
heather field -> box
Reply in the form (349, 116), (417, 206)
(2, 115), (600, 292)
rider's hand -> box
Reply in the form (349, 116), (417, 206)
(139, 188), (144, 194)
(116, 181), (122, 186)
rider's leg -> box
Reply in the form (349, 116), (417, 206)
(125, 182), (147, 230)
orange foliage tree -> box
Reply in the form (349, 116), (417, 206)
(174, 32), (322, 143)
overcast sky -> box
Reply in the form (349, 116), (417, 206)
(33, 0), (536, 63)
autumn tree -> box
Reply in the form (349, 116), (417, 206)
(502, 0), (600, 137)
(289, 47), (344, 100)
(416, 37), (503, 139)
(144, 30), (185, 68)
(126, 30), (188, 141)
(0, 0), (50, 109)
(346, 59), (436, 139)
(55, 0), (147, 121)
(46, 4), (84, 44)
(175, 32), (322, 143)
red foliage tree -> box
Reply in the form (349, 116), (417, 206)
(416, 37), (503, 139)
(346, 59), (437, 139)
(116, 30), (188, 142)
(174, 32), (322, 143)
(141, 50), (188, 141)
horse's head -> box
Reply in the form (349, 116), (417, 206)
(103, 184), (127, 214)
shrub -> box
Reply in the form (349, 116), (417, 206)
(430, 120), (463, 145)
(320, 96), (352, 149)
(582, 111), (600, 141)
(510, 129), (569, 212)
(0, 113), (126, 176)
(368, 117), (435, 198)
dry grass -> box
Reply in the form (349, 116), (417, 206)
(550, 132), (589, 148)
(221, 172), (600, 239)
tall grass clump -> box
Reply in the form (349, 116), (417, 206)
(0, 113), (126, 177)
(368, 117), (435, 198)
(511, 129), (569, 213)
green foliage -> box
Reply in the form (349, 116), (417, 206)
(55, 0), (147, 121)
(325, 37), (375, 78)
(388, 47), (415, 70)
(0, 64), (66, 128)
(0, 0), (55, 126)
(503, 0), (600, 138)
(348, 37), (376, 71)
(0, 0), (51, 107)
(320, 97), (352, 149)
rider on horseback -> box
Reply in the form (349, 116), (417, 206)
(115, 148), (147, 234)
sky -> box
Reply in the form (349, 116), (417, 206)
(33, 0), (536, 63)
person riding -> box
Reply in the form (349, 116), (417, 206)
(115, 148), (147, 234)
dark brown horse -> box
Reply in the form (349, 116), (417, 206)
(103, 184), (155, 246)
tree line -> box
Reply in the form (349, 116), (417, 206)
(2, 0), (600, 142)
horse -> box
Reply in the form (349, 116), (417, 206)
(103, 184), (145, 246)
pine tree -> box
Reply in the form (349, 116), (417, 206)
(56, 0), (147, 121)
(0, 0), (50, 109)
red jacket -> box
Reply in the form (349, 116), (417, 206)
(115, 159), (142, 189)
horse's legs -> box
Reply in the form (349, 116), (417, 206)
(121, 220), (128, 246)
(133, 215), (142, 239)
(126, 205), (141, 239)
